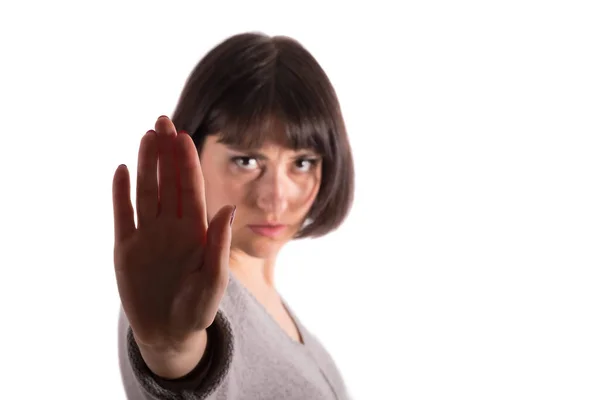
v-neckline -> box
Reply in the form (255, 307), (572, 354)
(231, 273), (307, 346)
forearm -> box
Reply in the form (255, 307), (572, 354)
(135, 329), (209, 380)
(121, 310), (234, 399)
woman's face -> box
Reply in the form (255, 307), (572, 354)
(199, 135), (322, 259)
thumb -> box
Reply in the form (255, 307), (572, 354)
(202, 205), (236, 288)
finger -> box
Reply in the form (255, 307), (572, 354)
(113, 164), (136, 243)
(136, 130), (159, 226)
(155, 115), (179, 217)
(176, 131), (208, 231)
(201, 205), (236, 292)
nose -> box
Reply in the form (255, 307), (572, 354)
(255, 166), (290, 217)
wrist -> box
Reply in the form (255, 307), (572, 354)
(135, 329), (208, 380)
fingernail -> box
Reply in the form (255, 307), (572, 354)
(229, 206), (237, 226)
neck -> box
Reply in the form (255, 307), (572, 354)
(229, 249), (278, 290)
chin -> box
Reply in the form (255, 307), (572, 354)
(233, 237), (287, 259)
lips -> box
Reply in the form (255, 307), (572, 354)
(247, 224), (287, 238)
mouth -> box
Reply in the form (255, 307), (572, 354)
(247, 224), (287, 238)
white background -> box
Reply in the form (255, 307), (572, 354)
(1, 1), (599, 399)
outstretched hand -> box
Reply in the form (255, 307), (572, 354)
(112, 115), (235, 351)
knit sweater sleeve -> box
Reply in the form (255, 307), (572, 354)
(118, 308), (234, 400)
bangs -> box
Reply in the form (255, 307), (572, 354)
(173, 32), (354, 238)
(202, 64), (332, 155)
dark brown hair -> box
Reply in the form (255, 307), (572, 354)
(171, 32), (354, 238)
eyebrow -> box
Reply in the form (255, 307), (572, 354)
(226, 146), (320, 159)
(240, 151), (269, 160)
(225, 147), (267, 159)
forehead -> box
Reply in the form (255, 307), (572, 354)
(207, 135), (314, 154)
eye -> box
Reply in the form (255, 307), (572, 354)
(294, 157), (319, 172)
(232, 156), (259, 170)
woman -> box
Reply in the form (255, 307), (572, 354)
(113, 32), (355, 399)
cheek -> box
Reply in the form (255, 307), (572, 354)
(292, 175), (321, 211)
(204, 174), (248, 219)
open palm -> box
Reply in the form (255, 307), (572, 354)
(112, 116), (235, 350)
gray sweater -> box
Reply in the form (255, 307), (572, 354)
(118, 272), (350, 399)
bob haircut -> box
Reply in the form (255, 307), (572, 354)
(171, 32), (354, 239)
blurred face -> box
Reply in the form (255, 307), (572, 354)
(199, 135), (322, 259)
